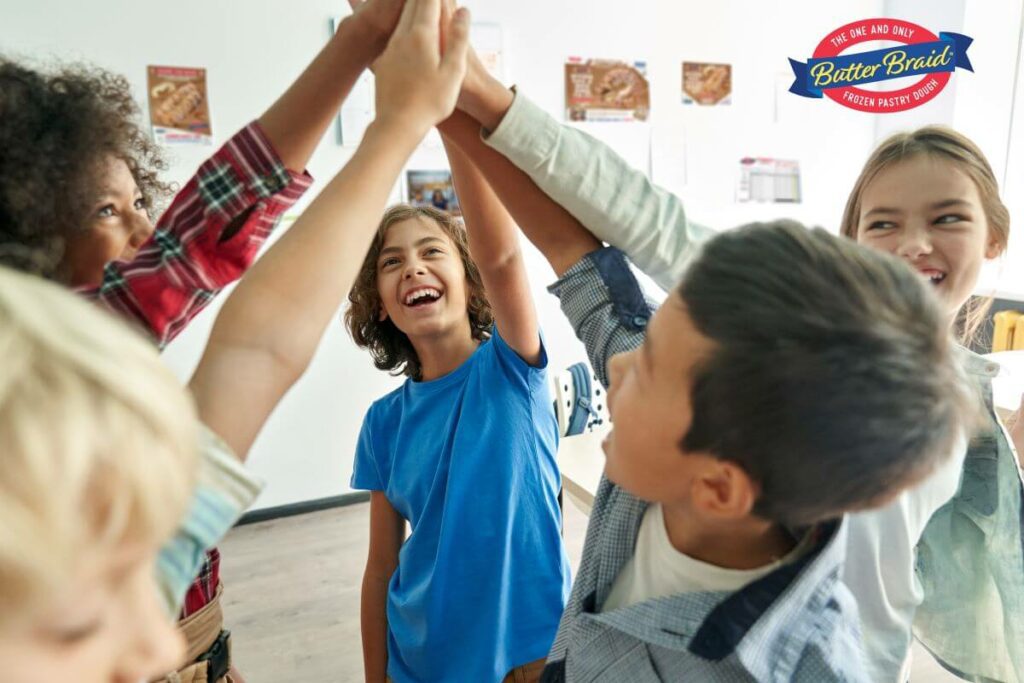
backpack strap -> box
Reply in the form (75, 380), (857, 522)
(565, 362), (599, 436)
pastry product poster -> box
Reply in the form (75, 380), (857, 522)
(407, 170), (462, 216)
(565, 58), (650, 122)
(147, 66), (213, 145)
(682, 62), (733, 106)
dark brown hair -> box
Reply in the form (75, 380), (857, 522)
(345, 205), (493, 380)
(0, 58), (173, 280)
(840, 126), (1009, 343)
(679, 220), (978, 526)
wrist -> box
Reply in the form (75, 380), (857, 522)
(334, 14), (386, 66)
(365, 116), (430, 151)
(460, 78), (514, 134)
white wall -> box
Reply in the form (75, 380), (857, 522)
(2, 0), (1016, 509)
(952, 0), (1024, 297)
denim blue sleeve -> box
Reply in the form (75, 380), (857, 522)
(547, 247), (656, 389)
(350, 410), (384, 492)
(156, 425), (263, 614)
(790, 635), (870, 682)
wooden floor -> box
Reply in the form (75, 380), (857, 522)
(219, 502), (959, 682)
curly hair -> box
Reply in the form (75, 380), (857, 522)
(345, 205), (493, 381)
(0, 58), (173, 280)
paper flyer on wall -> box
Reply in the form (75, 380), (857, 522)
(736, 158), (801, 203)
(147, 66), (213, 146)
(564, 58), (650, 122)
(407, 170), (462, 216)
(682, 62), (732, 105)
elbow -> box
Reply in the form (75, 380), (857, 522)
(476, 247), (521, 278)
(263, 341), (313, 390)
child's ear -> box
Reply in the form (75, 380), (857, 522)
(690, 460), (758, 520)
(378, 305), (389, 322)
(985, 233), (1003, 260)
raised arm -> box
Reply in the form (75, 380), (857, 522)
(437, 110), (600, 278)
(258, 0), (401, 172)
(440, 115), (540, 364)
(84, 0), (405, 348)
(456, 49), (711, 292)
(189, 0), (470, 459)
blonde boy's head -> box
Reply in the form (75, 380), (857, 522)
(0, 266), (198, 628)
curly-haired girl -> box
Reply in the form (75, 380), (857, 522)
(0, 61), (172, 280)
(346, 111), (570, 683)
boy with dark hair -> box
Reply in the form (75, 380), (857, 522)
(435, 107), (976, 681)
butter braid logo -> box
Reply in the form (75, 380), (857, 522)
(789, 19), (973, 113)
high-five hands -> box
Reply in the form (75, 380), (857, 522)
(346, 0), (405, 49)
(371, 0), (470, 137)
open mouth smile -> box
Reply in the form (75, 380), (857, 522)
(402, 286), (444, 308)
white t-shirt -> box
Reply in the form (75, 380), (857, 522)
(602, 504), (811, 611)
(843, 434), (967, 683)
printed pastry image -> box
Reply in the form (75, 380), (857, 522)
(683, 62), (732, 105)
(565, 59), (651, 121)
(598, 67), (639, 105)
(151, 82), (205, 128)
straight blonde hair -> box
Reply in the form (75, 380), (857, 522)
(0, 266), (197, 628)
(840, 126), (1010, 344)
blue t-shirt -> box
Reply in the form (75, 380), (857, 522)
(351, 328), (571, 683)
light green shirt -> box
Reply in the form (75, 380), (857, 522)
(484, 90), (711, 293)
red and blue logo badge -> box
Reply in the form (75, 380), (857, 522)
(789, 18), (973, 113)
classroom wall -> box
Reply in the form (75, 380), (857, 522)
(2, 0), (1018, 509)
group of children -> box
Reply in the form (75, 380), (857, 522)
(0, 0), (1021, 681)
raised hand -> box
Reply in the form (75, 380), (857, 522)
(373, 0), (470, 136)
(345, 0), (405, 59)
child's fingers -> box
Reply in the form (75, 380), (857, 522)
(440, 7), (471, 79)
(408, 0), (442, 34)
(346, 0), (364, 11)
(394, 0), (420, 33)
(439, 0), (460, 52)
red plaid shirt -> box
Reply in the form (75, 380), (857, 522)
(77, 121), (312, 618)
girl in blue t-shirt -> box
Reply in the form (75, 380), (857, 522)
(345, 109), (571, 683)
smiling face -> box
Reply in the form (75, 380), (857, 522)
(0, 544), (185, 683)
(854, 154), (1000, 320)
(375, 216), (472, 343)
(61, 156), (153, 287)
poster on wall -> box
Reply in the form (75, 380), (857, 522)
(147, 66), (213, 146)
(737, 157), (801, 203)
(682, 62), (732, 106)
(407, 170), (462, 216)
(564, 58), (650, 122)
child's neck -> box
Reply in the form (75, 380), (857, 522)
(661, 502), (797, 570)
(413, 324), (480, 381)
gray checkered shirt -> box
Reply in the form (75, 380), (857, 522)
(541, 248), (868, 682)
